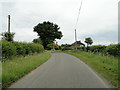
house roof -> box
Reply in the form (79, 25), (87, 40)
(71, 41), (85, 46)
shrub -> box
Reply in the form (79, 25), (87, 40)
(22, 43), (32, 55)
(106, 44), (119, 56)
(29, 43), (37, 53)
(28, 43), (44, 54)
(60, 43), (119, 57)
(77, 46), (86, 51)
(85, 44), (119, 57)
(2, 40), (16, 58)
(89, 45), (106, 54)
(1, 32), (15, 42)
(46, 43), (53, 50)
(32, 38), (43, 45)
(2, 40), (44, 59)
(55, 46), (59, 50)
(13, 42), (26, 56)
(61, 47), (72, 51)
(33, 43), (44, 53)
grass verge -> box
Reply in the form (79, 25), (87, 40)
(0, 62), (2, 90)
(2, 51), (51, 89)
(62, 50), (118, 88)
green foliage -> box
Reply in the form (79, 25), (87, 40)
(2, 40), (44, 59)
(54, 46), (59, 50)
(84, 37), (93, 46)
(89, 45), (107, 54)
(29, 43), (44, 54)
(75, 46), (86, 51)
(61, 43), (119, 57)
(85, 44), (119, 57)
(33, 38), (43, 45)
(22, 43), (32, 55)
(2, 40), (16, 58)
(61, 47), (72, 51)
(13, 42), (26, 56)
(46, 43), (60, 50)
(106, 44), (119, 56)
(46, 43), (53, 50)
(1, 32), (15, 41)
(86, 44), (119, 57)
(33, 21), (63, 48)
(61, 44), (71, 47)
(60, 44), (72, 51)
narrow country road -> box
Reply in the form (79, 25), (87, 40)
(10, 52), (112, 88)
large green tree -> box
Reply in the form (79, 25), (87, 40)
(33, 21), (63, 48)
(85, 37), (93, 52)
(84, 37), (93, 46)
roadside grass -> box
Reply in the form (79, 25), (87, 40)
(2, 51), (51, 89)
(0, 62), (2, 90)
(62, 50), (118, 88)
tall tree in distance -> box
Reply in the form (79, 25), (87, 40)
(85, 37), (93, 51)
(33, 21), (63, 48)
(85, 37), (93, 46)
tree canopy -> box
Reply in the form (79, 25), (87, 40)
(85, 37), (93, 46)
(1, 32), (15, 42)
(33, 21), (63, 48)
(32, 38), (43, 45)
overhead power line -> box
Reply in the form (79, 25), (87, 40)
(74, 0), (83, 49)
(75, 0), (83, 29)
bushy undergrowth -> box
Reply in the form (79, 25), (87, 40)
(2, 40), (44, 59)
(61, 44), (119, 57)
(106, 44), (120, 56)
(2, 40), (17, 58)
(89, 44), (119, 57)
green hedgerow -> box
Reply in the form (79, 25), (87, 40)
(12, 42), (26, 56)
(2, 40), (17, 58)
(106, 44), (119, 56)
(2, 40), (44, 59)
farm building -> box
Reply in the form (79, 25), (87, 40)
(71, 41), (85, 47)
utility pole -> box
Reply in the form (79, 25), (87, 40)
(53, 41), (55, 51)
(75, 29), (77, 42)
(75, 29), (77, 50)
(8, 15), (10, 33)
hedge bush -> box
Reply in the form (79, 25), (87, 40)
(2, 40), (17, 58)
(86, 44), (119, 56)
(2, 40), (44, 59)
(22, 43), (32, 55)
(13, 42), (26, 56)
(61, 47), (73, 51)
(89, 45), (107, 54)
(106, 44), (119, 56)
(61, 44), (119, 57)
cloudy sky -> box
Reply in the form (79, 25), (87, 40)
(0, 0), (119, 45)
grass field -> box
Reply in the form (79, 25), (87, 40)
(0, 62), (2, 90)
(62, 50), (118, 88)
(2, 51), (51, 89)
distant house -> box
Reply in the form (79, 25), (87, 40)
(71, 41), (85, 47)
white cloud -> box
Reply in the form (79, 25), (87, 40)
(1, 0), (118, 45)
(13, 28), (38, 42)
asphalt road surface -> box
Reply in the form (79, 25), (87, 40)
(10, 52), (112, 88)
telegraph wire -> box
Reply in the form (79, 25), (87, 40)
(75, 0), (83, 29)
(74, 0), (83, 49)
